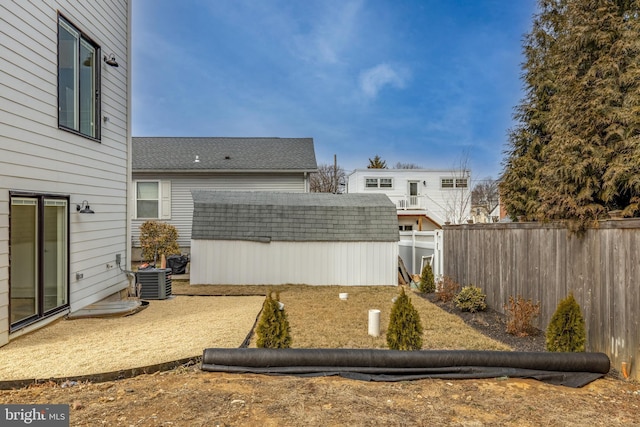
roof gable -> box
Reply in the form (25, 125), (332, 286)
(132, 137), (317, 171)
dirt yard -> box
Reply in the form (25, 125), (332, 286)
(1, 284), (639, 426)
(2, 368), (639, 426)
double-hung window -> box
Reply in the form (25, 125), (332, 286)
(58, 15), (100, 139)
(365, 178), (378, 188)
(135, 181), (171, 219)
(455, 178), (468, 188)
(441, 177), (469, 189)
(136, 182), (160, 219)
(441, 178), (454, 188)
(365, 178), (393, 189)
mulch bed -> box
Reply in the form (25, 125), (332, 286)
(420, 293), (547, 352)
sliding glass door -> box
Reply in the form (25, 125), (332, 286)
(9, 198), (38, 324)
(10, 195), (69, 329)
(43, 200), (68, 312)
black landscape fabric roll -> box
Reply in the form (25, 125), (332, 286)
(201, 348), (610, 388)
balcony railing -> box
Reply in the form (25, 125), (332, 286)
(390, 195), (425, 210)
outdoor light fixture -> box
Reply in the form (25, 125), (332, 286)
(103, 53), (119, 67)
(76, 200), (94, 214)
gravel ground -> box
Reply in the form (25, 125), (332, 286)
(0, 296), (264, 382)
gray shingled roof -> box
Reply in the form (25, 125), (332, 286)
(133, 137), (317, 171)
(191, 191), (399, 242)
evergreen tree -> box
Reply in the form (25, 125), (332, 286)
(418, 262), (435, 294)
(546, 292), (586, 352)
(367, 155), (388, 169)
(501, 0), (640, 228)
(256, 292), (292, 348)
(387, 288), (423, 350)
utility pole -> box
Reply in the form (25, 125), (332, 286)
(333, 154), (338, 193)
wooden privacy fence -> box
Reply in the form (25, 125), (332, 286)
(443, 219), (640, 381)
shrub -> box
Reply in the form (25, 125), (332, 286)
(505, 295), (540, 336)
(418, 262), (435, 293)
(435, 276), (461, 302)
(139, 220), (180, 263)
(256, 292), (292, 349)
(387, 288), (423, 351)
(546, 292), (585, 352)
(454, 285), (487, 313)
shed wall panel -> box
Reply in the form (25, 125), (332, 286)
(190, 240), (398, 286)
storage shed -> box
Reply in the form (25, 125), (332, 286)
(190, 191), (399, 285)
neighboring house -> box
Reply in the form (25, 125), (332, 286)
(1, 2), (131, 346)
(471, 205), (500, 224)
(190, 191), (399, 286)
(131, 137), (317, 259)
(347, 169), (472, 229)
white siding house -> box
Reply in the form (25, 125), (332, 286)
(0, 1), (131, 346)
(190, 191), (399, 286)
(347, 169), (472, 229)
(131, 137), (317, 258)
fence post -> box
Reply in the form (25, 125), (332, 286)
(433, 229), (443, 278)
(412, 230), (416, 274)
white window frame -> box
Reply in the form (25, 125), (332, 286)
(455, 178), (469, 188)
(441, 178), (454, 189)
(365, 178), (378, 188)
(134, 180), (171, 219)
(365, 177), (393, 189)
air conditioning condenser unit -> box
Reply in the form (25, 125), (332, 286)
(137, 268), (172, 300)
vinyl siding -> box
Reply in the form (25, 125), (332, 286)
(131, 173), (307, 250)
(0, 1), (130, 345)
(0, 192), (8, 344)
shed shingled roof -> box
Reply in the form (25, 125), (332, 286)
(191, 191), (399, 242)
(132, 137), (317, 171)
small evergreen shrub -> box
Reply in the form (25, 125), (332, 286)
(546, 292), (585, 352)
(435, 276), (461, 302)
(139, 220), (180, 263)
(387, 288), (423, 351)
(454, 285), (487, 313)
(418, 262), (435, 293)
(505, 295), (540, 336)
(256, 292), (292, 349)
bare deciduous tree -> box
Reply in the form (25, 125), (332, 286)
(472, 177), (499, 212)
(310, 163), (346, 193)
(444, 153), (472, 224)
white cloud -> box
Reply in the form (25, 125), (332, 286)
(359, 63), (408, 99)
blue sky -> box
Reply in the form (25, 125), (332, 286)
(132, 0), (537, 182)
